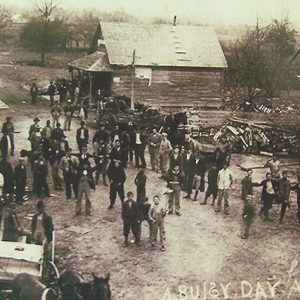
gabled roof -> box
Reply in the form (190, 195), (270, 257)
(98, 22), (227, 68)
(68, 51), (112, 72)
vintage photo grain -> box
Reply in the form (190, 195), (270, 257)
(0, 0), (299, 299)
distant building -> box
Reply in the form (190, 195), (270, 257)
(68, 20), (227, 109)
(8, 14), (26, 29)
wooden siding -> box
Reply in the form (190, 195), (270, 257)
(111, 67), (224, 108)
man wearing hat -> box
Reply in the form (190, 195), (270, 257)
(201, 163), (218, 205)
(106, 159), (126, 209)
(30, 83), (38, 105)
(122, 191), (141, 247)
(193, 152), (207, 201)
(51, 122), (64, 145)
(29, 126), (42, 151)
(49, 143), (64, 191)
(109, 139), (125, 167)
(166, 165), (183, 216)
(59, 148), (79, 201)
(148, 127), (162, 172)
(74, 163), (95, 216)
(215, 163), (233, 214)
(239, 169), (259, 239)
(182, 146), (196, 199)
(159, 133), (172, 179)
(47, 81), (56, 106)
(76, 121), (89, 151)
(92, 123), (109, 154)
(132, 127), (147, 169)
(3, 202), (23, 242)
(31, 200), (54, 245)
(50, 100), (64, 127)
(33, 154), (50, 198)
(14, 157), (27, 204)
(64, 99), (74, 131)
(127, 122), (135, 163)
(41, 120), (53, 140)
(2, 116), (15, 156)
(169, 145), (182, 171)
(28, 117), (40, 139)
(278, 170), (291, 224)
(149, 195), (166, 251)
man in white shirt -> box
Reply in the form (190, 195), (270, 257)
(215, 163), (233, 214)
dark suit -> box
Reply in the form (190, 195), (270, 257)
(14, 164), (27, 203)
(169, 152), (183, 170)
(76, 127), (89, 151)
(109, 146), (124, 166)
(132, 131), (146, 168)
(107, 164), (126, 206)
(31, 212), (54, 244)
(182, 152), (196, 195)
(122, 199), (140, 242)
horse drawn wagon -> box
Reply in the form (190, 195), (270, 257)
(0, 235), (58, 299)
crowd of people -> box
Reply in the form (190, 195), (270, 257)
(0, 93), (299, 255)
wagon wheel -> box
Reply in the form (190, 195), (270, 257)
(41, 242), (60, 288)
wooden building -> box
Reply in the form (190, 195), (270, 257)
(68, 21), (227, 110)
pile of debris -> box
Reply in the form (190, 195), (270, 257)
(190, 116), (300, 156)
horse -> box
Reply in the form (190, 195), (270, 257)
(12, 273), (58, 300)
(58, 270), (111, 300)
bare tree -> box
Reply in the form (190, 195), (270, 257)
(34, 0), (57, 66)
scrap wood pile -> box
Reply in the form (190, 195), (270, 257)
(189, 116), (300, 156)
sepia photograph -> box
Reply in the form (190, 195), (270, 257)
(0, 0), (299, 299)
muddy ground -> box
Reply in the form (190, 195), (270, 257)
(0, 104), (299, 300)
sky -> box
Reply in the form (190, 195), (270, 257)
(2, 0), (300, 28)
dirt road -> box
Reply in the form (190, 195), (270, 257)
(1, 105), (300, 300)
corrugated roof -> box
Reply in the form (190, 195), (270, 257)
(100, 22), (227, 68)
(68, 51), (112, 72)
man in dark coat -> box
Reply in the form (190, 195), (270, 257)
(201, 163), (219, 205)
(169, 145), (183, 172)
(120, 129), (131, 168)
(76, 121), (89, 151)
(59, 148), (78, 201)
(3, 202), (21, 242)
(278, 171), (291, 224)
(182, 146), (196, 199)
(166, 165), (184, 216)
(2, 116), (15, 156)
(239, 169), (261, 239)
(0, 158), (14, 198)
(109, 139), (125, 167)
(94, 142), (109, 186)
(28, 117), (40, 139)
(92, 123), (109, 153)
(75, 164), (95, 216)
(0, 133), (8, 159)
(51, 122), (64, 145)
(14, 157), (27, 204)
(122, 191), (141, 247)
(107, 160), (126, 209)
(132, 128), (146, 168)
(193, 152), (207, 201)
(134, 168), (147, 204)
(30, 83), (38, 105)
(127, 122), (135, 163)
(31, 200), (54, 245)
(47, 81), (56, 106)
(33, 155), (50, 198)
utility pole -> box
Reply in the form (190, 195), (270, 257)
(130, 49), (136, 110)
